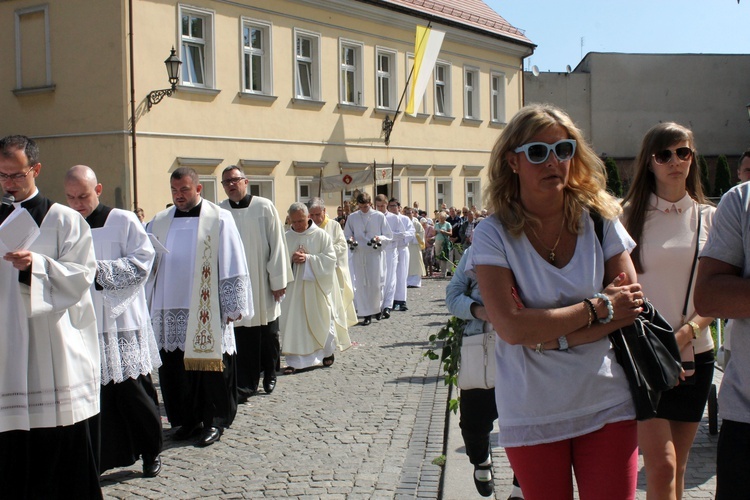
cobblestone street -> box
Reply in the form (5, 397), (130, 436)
(102, 278), (452, 499)
(101, 277), (721, 499)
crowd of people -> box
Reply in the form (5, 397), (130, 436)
(4, 99), (750, 499)
(446, 104), (750, 500)
(0, 135), (433, 498)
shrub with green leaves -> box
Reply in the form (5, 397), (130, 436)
(713, 155), (732, 197)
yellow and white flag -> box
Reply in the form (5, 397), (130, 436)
(405, 25), (445, 117)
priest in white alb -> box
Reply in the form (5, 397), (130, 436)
(147, 167), (252, 448)
(64, 165), (163, 478)
(281, 203), (337, 373)
(0, 136), (102, 498)
(404, 206), (426, 288)
(344, 192), (392, 325)
(219, 165), (291, 400)
(375, 194), (400, 319)
(307, 197), (355, 350)
(389, 198), (414, 311)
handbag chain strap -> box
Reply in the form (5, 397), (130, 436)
(681, 204), (703, 324)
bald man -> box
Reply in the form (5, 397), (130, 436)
(64, 165), (163, 477)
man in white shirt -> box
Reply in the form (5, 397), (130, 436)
(0, 136), (101, 498)
(344, 193), (392, 325)
(65, 165), (163, 478)
(219, 166), (291, 400)
(148, 168), (252, 447)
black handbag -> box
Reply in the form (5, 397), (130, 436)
(609, 300), (682, 420)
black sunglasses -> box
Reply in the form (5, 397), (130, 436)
(652, 147), (692, 165)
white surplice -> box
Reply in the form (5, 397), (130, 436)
(407, 216), (426, 287)
(319, 215), (355, 350)
(148, 202), (252, 356)
(381, 211), (400, 310)
(281, 222), (337, 368)
(0, 200), (99, 432)
(90, 209), (161, 384)
(394, 212), (414, 302)
(219, 196), (291, 327)
(344, 209), (392, 316)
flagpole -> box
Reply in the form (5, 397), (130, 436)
(390, 158), (394, 198)
(372, 159), (377, 197)
(318, 165), (324, 197)
(382, 21), (432, 146)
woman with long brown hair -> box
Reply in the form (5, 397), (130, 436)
(622, 122), (715, 499)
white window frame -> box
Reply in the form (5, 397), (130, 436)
(465, 178), (481, 210)
(406, 53), (428, 114)
(436, 178), (453, 209)
(375, 47), (397, 110)
(490, 71), (506, 123)
(294, 28), (321, 101)
(463, 66), (480, 120)
(247, 175), (275, 202)
(14, 5), (52, 90)
(339, 39), (364, 106)
(241, 18), (273, 95)
(297, 176), (314, 204)
(434, 61), (452, 117)
(178, 5), (215, 88)
(199, 175), (218, 204)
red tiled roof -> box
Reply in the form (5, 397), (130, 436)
(370, 0), (532, 45)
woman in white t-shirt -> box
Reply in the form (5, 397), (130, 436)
(622, 122), (715, 500)
(468, 104), (645, 499)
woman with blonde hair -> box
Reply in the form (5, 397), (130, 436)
(467, 104), (645, 499)
(622, 122), (715, 499)
(434, 211), (453, 277)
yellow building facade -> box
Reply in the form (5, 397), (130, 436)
(0, 0), (533, 217)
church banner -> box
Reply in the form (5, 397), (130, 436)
(374, 167), (392, 186)
(316, 169), (372, 193)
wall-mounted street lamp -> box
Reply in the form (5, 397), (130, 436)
(746, 102), (750, 123)
(147, 47), (182, 110)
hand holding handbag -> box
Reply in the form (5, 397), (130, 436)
(610, 300), (682, 420)
(458, 332), (496, 390)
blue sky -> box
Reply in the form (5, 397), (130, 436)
(485, 0), (750, 72)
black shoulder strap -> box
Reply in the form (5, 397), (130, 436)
(589, 210), (604, 248)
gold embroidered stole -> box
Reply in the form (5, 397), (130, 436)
(151, 203), (223, 371)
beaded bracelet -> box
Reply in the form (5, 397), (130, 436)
(582, 298), (596, 328)
(592, 293), (614, 324)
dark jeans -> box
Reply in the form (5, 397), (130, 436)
(459, 388), (498, 465)
(716, 419), (750, 499)
(460, 388), (520, 489)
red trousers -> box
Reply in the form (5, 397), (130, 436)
(506, 420), (638, 500)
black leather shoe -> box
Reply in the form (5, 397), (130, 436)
(361, 316), (371, 326)
(142, 455), (162, 478)
(374, 312), (382, 320)
(173, 422), (202, 441)
(196, 426), (222, 447)
(382, 308), (391, 319)
(263, 375), (277, 394)
(473, 464), (494, 497)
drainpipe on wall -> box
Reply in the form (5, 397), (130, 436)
(128, 0), (139, 210)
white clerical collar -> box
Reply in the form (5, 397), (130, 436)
(12, 188), (39, 208)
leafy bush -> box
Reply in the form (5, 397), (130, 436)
(713, 155), (732, 197)
(605, 157), (622, 197)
